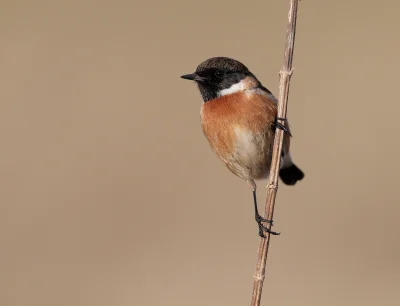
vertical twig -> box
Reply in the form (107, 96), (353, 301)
(250, 1), (300, 306)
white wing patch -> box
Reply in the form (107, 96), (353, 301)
(280, 151), (293, 169)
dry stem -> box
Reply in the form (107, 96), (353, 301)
(250, 1), (300, 306)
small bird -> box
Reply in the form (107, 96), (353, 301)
(181, 57), (304, 237)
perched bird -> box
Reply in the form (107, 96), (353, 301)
(181, 57), (304, 237)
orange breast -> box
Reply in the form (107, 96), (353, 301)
(200, 91), (279, 180)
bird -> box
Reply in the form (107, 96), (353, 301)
(181, 57), (304, 237)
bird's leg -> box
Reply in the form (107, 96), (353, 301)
(252, 190), (270, 224)
(252, 190), (280, 237)
(274, 117), (292, 137)
(248, 180), (280, 237)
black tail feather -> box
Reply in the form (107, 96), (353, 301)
(279, 163), (304, 185)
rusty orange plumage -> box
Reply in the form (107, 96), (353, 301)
(181, 57), (304, 236)
(201, 90), (277, 180)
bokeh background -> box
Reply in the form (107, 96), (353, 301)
(1, 1), (399, 305)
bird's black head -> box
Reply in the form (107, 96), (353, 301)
(181, 57), (259, 102)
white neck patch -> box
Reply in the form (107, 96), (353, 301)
(218, 80), (247, 97)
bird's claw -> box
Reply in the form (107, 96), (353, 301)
(255, 214), (273, 225)
(274, 117), (292, 137)
(255, 214), (280, 237)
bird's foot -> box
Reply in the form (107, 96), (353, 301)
(274, 117), (292, 137)
(255, 214), (274, 225)
(255, 214), (280, 237)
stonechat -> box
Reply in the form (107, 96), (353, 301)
(181, 57), (304, 237)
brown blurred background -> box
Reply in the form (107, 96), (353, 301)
(1, 1), (399, 305)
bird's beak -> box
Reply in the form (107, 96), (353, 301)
(180, 73), (204, 82)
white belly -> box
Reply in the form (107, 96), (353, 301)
(232, 126), (272, 179)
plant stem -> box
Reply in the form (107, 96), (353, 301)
(250, 1), (300, 305)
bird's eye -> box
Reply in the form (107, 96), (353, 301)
(215, 70), (225, 78)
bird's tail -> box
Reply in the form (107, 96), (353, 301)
(279, 163), (304, 185)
